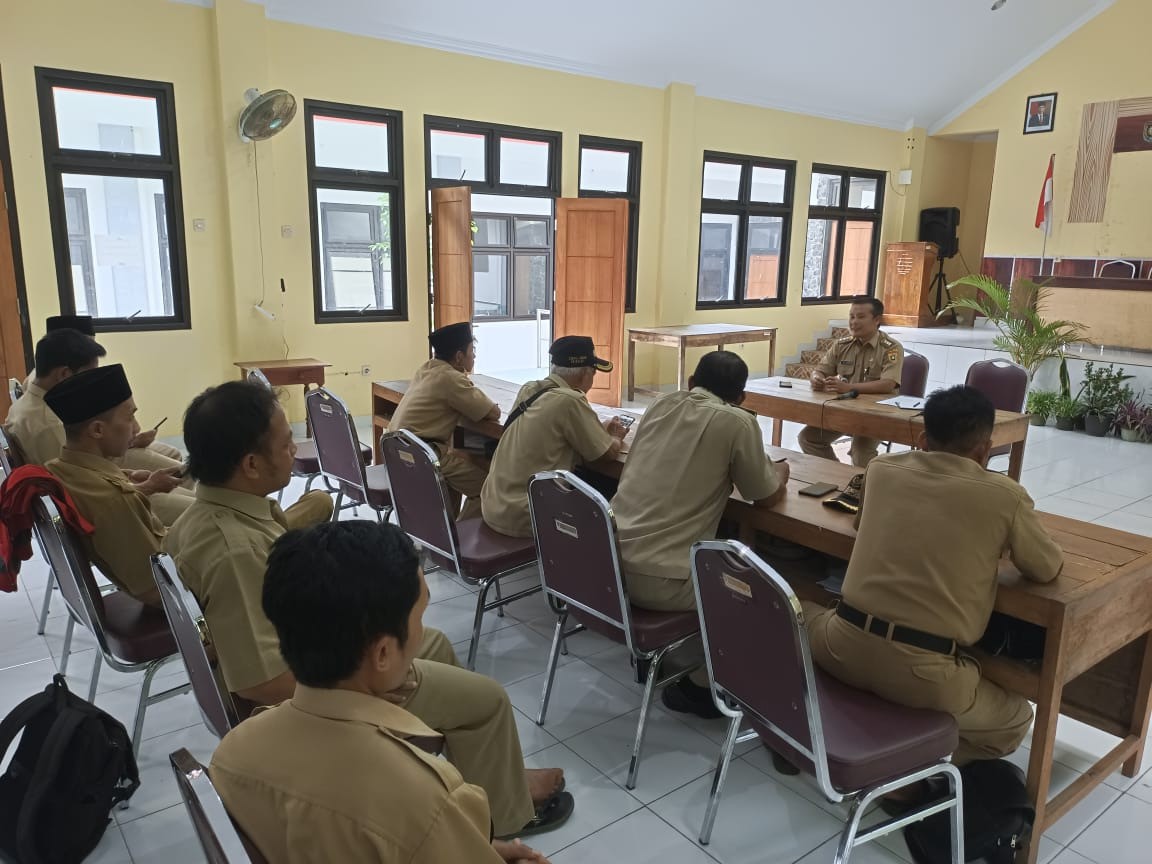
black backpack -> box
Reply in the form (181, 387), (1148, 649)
(0, 674), (140, 864)
(904, 759), (1034, 864)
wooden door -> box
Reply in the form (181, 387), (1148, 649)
(0, 132), (30, 417)
(554, 198), (628, 407)
(430, 186), (473, 329)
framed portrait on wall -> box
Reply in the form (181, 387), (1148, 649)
(1024, 93), (1057, 134)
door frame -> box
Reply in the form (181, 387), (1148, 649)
(0, 69), (33, 374)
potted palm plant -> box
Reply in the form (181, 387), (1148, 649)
(1077, 362), (1134, 437)
(1052, 395), (1083, 431)
(941, 276), (1089, 383)
(1114, 398), (1148, 442)
(1025, 390), (1056, 426)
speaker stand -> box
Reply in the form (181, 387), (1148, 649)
(929, 258), (956, 325)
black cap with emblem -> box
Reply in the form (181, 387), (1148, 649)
(44, 364), (133, 425)
(429, 322), (474, 359)
(45, 315), (96, 337)
(549, 335), (613, 372)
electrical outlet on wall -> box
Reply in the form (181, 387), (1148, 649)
(360, 365), (371, 376)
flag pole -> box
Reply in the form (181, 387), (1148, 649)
(1040, 154), (1053, 274)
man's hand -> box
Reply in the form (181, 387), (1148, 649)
(124, 469), (151, 484)
(492, 839), (551, 863)
(129, 428), (158, 450)
(825, 377), (855, 394)
(135, 468), (182, 496)
(774, 459), (791, 487)
(603, 417), (627, 440)
(380, 666), (419, 705)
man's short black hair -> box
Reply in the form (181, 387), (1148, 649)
(923, 386), (995, 453)
(692, 350), (749, 403)
(183, 380), (280, 484)
(263, 521), (422, 688)
(33, 329), (106, 379)
(849, 296), (884, 318)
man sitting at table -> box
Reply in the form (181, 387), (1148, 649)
(798, 295), (903, 468)
(388, 322), (499, 519)
(481, 336), (627, 538)
(612, 350), (790, 718)
(806, 385), (1064, 764)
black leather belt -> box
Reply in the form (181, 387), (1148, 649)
(836, 602), (956, 655)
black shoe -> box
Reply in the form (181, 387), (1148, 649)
(507, 791), (575, 838)
(769, 746), (800, 776)
(661, 678), (722, 719)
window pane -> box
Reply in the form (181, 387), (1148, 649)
(803, 218), (839, 298)
(430, 129), (486, 182)
(513, 253), (549, 317)
(580, 147), (630, 193)
(61, 173), (172, 318)
(316, 188), (393, 312)
(53, 88), (161, 155)
(473, 216), (508, 247)
(499, 137), (550, 186)
(514, 218), (549, 248)
(312, 114), (389, 172)
(473, 253), (509, 317)
(750, 166), (787, 204)
(810, 172), (842, 207)
(840, 221), (875, 295)
(702, 161), (742, 200)
(745, 215), (783, 300)
(697, 213), (739, 302)
(848, 176), (878, 209)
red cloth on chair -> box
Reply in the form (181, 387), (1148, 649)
(0, 465), (94, 591)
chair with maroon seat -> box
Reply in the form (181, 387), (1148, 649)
(33, 496), (191, 758)
(965, 359), (1028, 461)
(881, 350), (931, 453)
(170, 748), (266, 864)
(529, 470), (699, 789)
(152, 553), (239, 739)
(380, 430), (539, 670)
(691, 540), (963, 863)
(306, 387), (391, 522)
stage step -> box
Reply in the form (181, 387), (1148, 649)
(785, 362), (816, 379)
(801, 349), (825, 364)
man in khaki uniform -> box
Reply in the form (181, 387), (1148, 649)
(167, 380), (570, 838)
(5, 321), (194, 524)
(389, 322), (499, 520)
(806, 386), (1064, 763)
(482, 336), (626, 538)
(43, 364), (185, 606)
(798, 296), (904, 468)
(612, 351), (790, 716)
(211, 520), (551, 863)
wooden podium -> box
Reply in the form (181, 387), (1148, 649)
(881, 242), (940, 327)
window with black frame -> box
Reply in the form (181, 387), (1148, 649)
(305, 100), (406, 322)
(578, 136), (641, 312)
(471, 213), (552, 321)
(36, 68), (190, 330)
(695, 152), (794, 308)
(802, 164), (885, 302)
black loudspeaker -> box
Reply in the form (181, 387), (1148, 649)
(919, 207), (961, 259)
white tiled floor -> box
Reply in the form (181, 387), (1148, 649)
(6, 420), (1152, 862)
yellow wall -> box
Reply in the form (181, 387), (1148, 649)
(938, 0), (1152, 258)
(3, 0), (928, 428)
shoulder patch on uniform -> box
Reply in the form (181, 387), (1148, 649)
(886, 348), (899, 364)
(836, 335), (854, 344)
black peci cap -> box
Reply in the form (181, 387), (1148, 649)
(429, 322), (474, 358)
(45, 315), (96, 337)
(44, 364), (132, 425)
(549, 335), (613, 372)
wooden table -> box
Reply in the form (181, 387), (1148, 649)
(742, 376), (1032, 480)
(235, 358), (331, 436)
(626, 324), (777, 401)
(374, 374), (1152, 864)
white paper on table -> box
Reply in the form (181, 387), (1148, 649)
(877, 395), (926, 410)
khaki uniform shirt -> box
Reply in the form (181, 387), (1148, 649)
(164, 486), (288, 693)
(211, 686), (503, 864)
(46, 448), (166, 601)
(845, 450), (1064, 645)
(481, 374), (614, 538)
(614, 388), (780, 582)
(815, 331), (904, 387)
(387, 359), (496, 447)
(3, 383), (66, 466)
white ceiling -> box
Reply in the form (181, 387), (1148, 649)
(189, 0), (1114, 131)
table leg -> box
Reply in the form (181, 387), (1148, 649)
(771, 418), (783, 448)
(304, 385), (314, 438)
(1123, 633), (1152, 776)
(769, 335), (777, 378)
(1008, 439), (1026, 480)
(676, 341), (687, 392)
(1020, 617), (1067, 864)
(627, 338), (636, 402)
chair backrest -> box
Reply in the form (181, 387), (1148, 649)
(152, 554), (239, 739)
(964, 359), (1028, 413)
(692, 539), (835, 796)
(170, 748), (260, 864)
(7, 377), (23, 404)
(528, 470), (632, 644)
(246, 369), (272, 390)
(0, 425), (17, 478)
(379, 430), (460, 562)
(306, 388), (368, 503)
(901, 351), (930, 399)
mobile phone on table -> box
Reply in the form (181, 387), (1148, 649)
(798, 481), (838, 497)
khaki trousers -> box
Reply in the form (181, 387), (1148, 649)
(282, 490), (334, 529)
(797, 426), (881, 468)
(404, 628), (535, 836)
(438, 448), (488, 521)
(627, 571), (708, 687)
(806, 607), (1033, 764)
(118, 445), (195, 526)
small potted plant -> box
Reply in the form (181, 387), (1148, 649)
(1076, 361), (1134, 437)
(1025, 390), (1056, 427)
(1114, 398), (1147, 442)
(1053, 395), (1083, 431)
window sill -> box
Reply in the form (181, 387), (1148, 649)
(92, 319), (191, 333)
(800, 296), (863, 306)
(315, 311), (408, 324)
(694, 299), (786, 311)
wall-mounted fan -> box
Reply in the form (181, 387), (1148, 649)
(238, 88), (297, 143)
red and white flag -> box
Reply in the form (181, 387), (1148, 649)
(1035, 154), (1054, 235)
